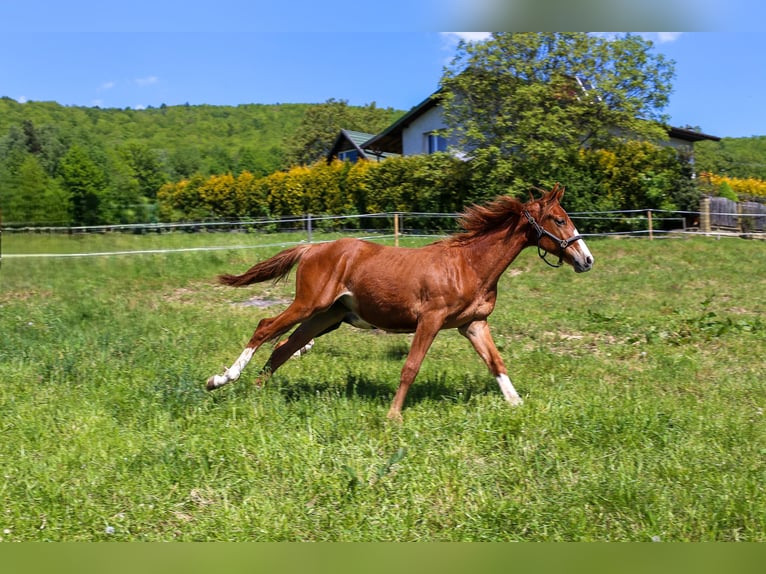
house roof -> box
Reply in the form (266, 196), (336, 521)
(327, 129), (377, 160)
(360, 88), (720, 154)
(667, 126), (720, 143)
(327, 129), (400, 162)
(361, 93), (442, 155)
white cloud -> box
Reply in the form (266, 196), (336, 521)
(16, 96), (27, 103)
(656, 32), (683, 43)
(135, 76), (158, 87)
(444, 32), (682, 46)
(100, 81), (116, 90)
(595, 32), (684, 45)
(441, 32), (492, 43)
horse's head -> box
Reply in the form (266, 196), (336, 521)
(524, 184), (594, 273)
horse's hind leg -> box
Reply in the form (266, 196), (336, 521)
(207, 247), (348, 391)
(256, 306), (347, 385)
(206, 302), (319, 391)
(279, 312), (346, 359)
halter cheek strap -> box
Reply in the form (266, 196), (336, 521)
(522, 210), (583, 268)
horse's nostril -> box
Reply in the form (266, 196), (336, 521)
(586, 256), (593, 266)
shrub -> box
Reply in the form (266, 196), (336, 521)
(156, 143), (709, 234)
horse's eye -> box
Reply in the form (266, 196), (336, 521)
(555, 218), (565, 226)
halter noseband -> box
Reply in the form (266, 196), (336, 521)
(522, 210), (583, 268)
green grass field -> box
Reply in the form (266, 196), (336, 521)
(1, 231), (764, 541)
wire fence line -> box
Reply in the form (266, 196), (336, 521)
(0, 212), (398, 234)
(2, 208), (765, 260)
(4, 207), (766, 234)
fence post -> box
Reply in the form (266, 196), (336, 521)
(647, 210), (653, 240)
(306, 213), (312, 243)
(700, 196), (711, 233)
(737, 201), (745, 234)
(394, 213), (400, 247)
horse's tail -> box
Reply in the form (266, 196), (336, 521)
(217, 244), (310, 287)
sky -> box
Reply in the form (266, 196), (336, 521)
(1, 2), (765, 139)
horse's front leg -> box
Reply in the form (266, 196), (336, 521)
(459, 320), (522, 406)
(387, 318), (443, 421)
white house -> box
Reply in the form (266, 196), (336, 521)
(329, 90), (720, 162)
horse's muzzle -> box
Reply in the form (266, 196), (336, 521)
(573, 254), (594, 273)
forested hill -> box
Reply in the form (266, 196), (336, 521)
(695, 136), (766, 180)
(0, 97), (402, 225)
(0, 97), (401, 178)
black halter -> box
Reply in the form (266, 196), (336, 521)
(522, 210), (583, 268)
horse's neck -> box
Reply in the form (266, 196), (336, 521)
(461, 223), (528, 283)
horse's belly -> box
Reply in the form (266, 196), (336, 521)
(337, 293), (416, 333)
(344, 313), (376, 330)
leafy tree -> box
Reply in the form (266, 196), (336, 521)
(16, 155), (53, 223)
(695, 136), (766, 180)
(0, 151), (71, 225)
(168, 147), (202, 179)
(1, 154), (42, 224)
(204, 145), (235, 175)
(102, 152), (147, 223)
(235, 146), (260, 175)
(58, 145), (107, 226)
(283, 99), (402, 167)
(0, 125), (28, 174)
(22, 119), (43, 155)
(118, 141), (167, 199)
(440, 32), (675, 194)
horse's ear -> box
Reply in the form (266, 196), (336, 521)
(545, 183), (565, 204)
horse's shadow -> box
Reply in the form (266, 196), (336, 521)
(165, 369), (499, 421)
(273, 370), (497, 410)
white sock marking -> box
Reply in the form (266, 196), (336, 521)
(210, 346), (255, 388)
(292, 339), (314, 357)
(496, 374), (523, 406)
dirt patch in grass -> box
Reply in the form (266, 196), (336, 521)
(236, 296), (291, 308)
(0, 289), (54, 304)
(163, 283), (292, 310)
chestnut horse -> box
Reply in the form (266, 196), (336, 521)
(206, 184), (593, 419)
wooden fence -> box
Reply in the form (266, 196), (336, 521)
(700, 197), (766, 233)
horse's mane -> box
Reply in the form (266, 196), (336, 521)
(448, 195), (526, 244)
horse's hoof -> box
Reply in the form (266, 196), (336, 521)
(206, 376), (218, 391)
(386, 410), (404, 423)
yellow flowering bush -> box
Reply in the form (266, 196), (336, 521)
(157, 159), (384, 222)
(699, 172), (766, 199)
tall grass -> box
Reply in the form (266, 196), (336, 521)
(1, 232), (764, 541)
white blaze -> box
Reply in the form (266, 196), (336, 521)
(574, 227), (594, 266)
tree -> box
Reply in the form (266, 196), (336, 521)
(102, 151), (146, 224)
(695, 137), (766, 181)
(440, 33), (675, 194)
(168, 147), (202, 179)
(118, 141), (167, 199)
(283, 99), (401, 167)
(58, 145), (107, 226)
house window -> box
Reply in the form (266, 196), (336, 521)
(575, 75), (602, 102)
(427, 133), (447, 154)
(338, 149), (359, 162)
